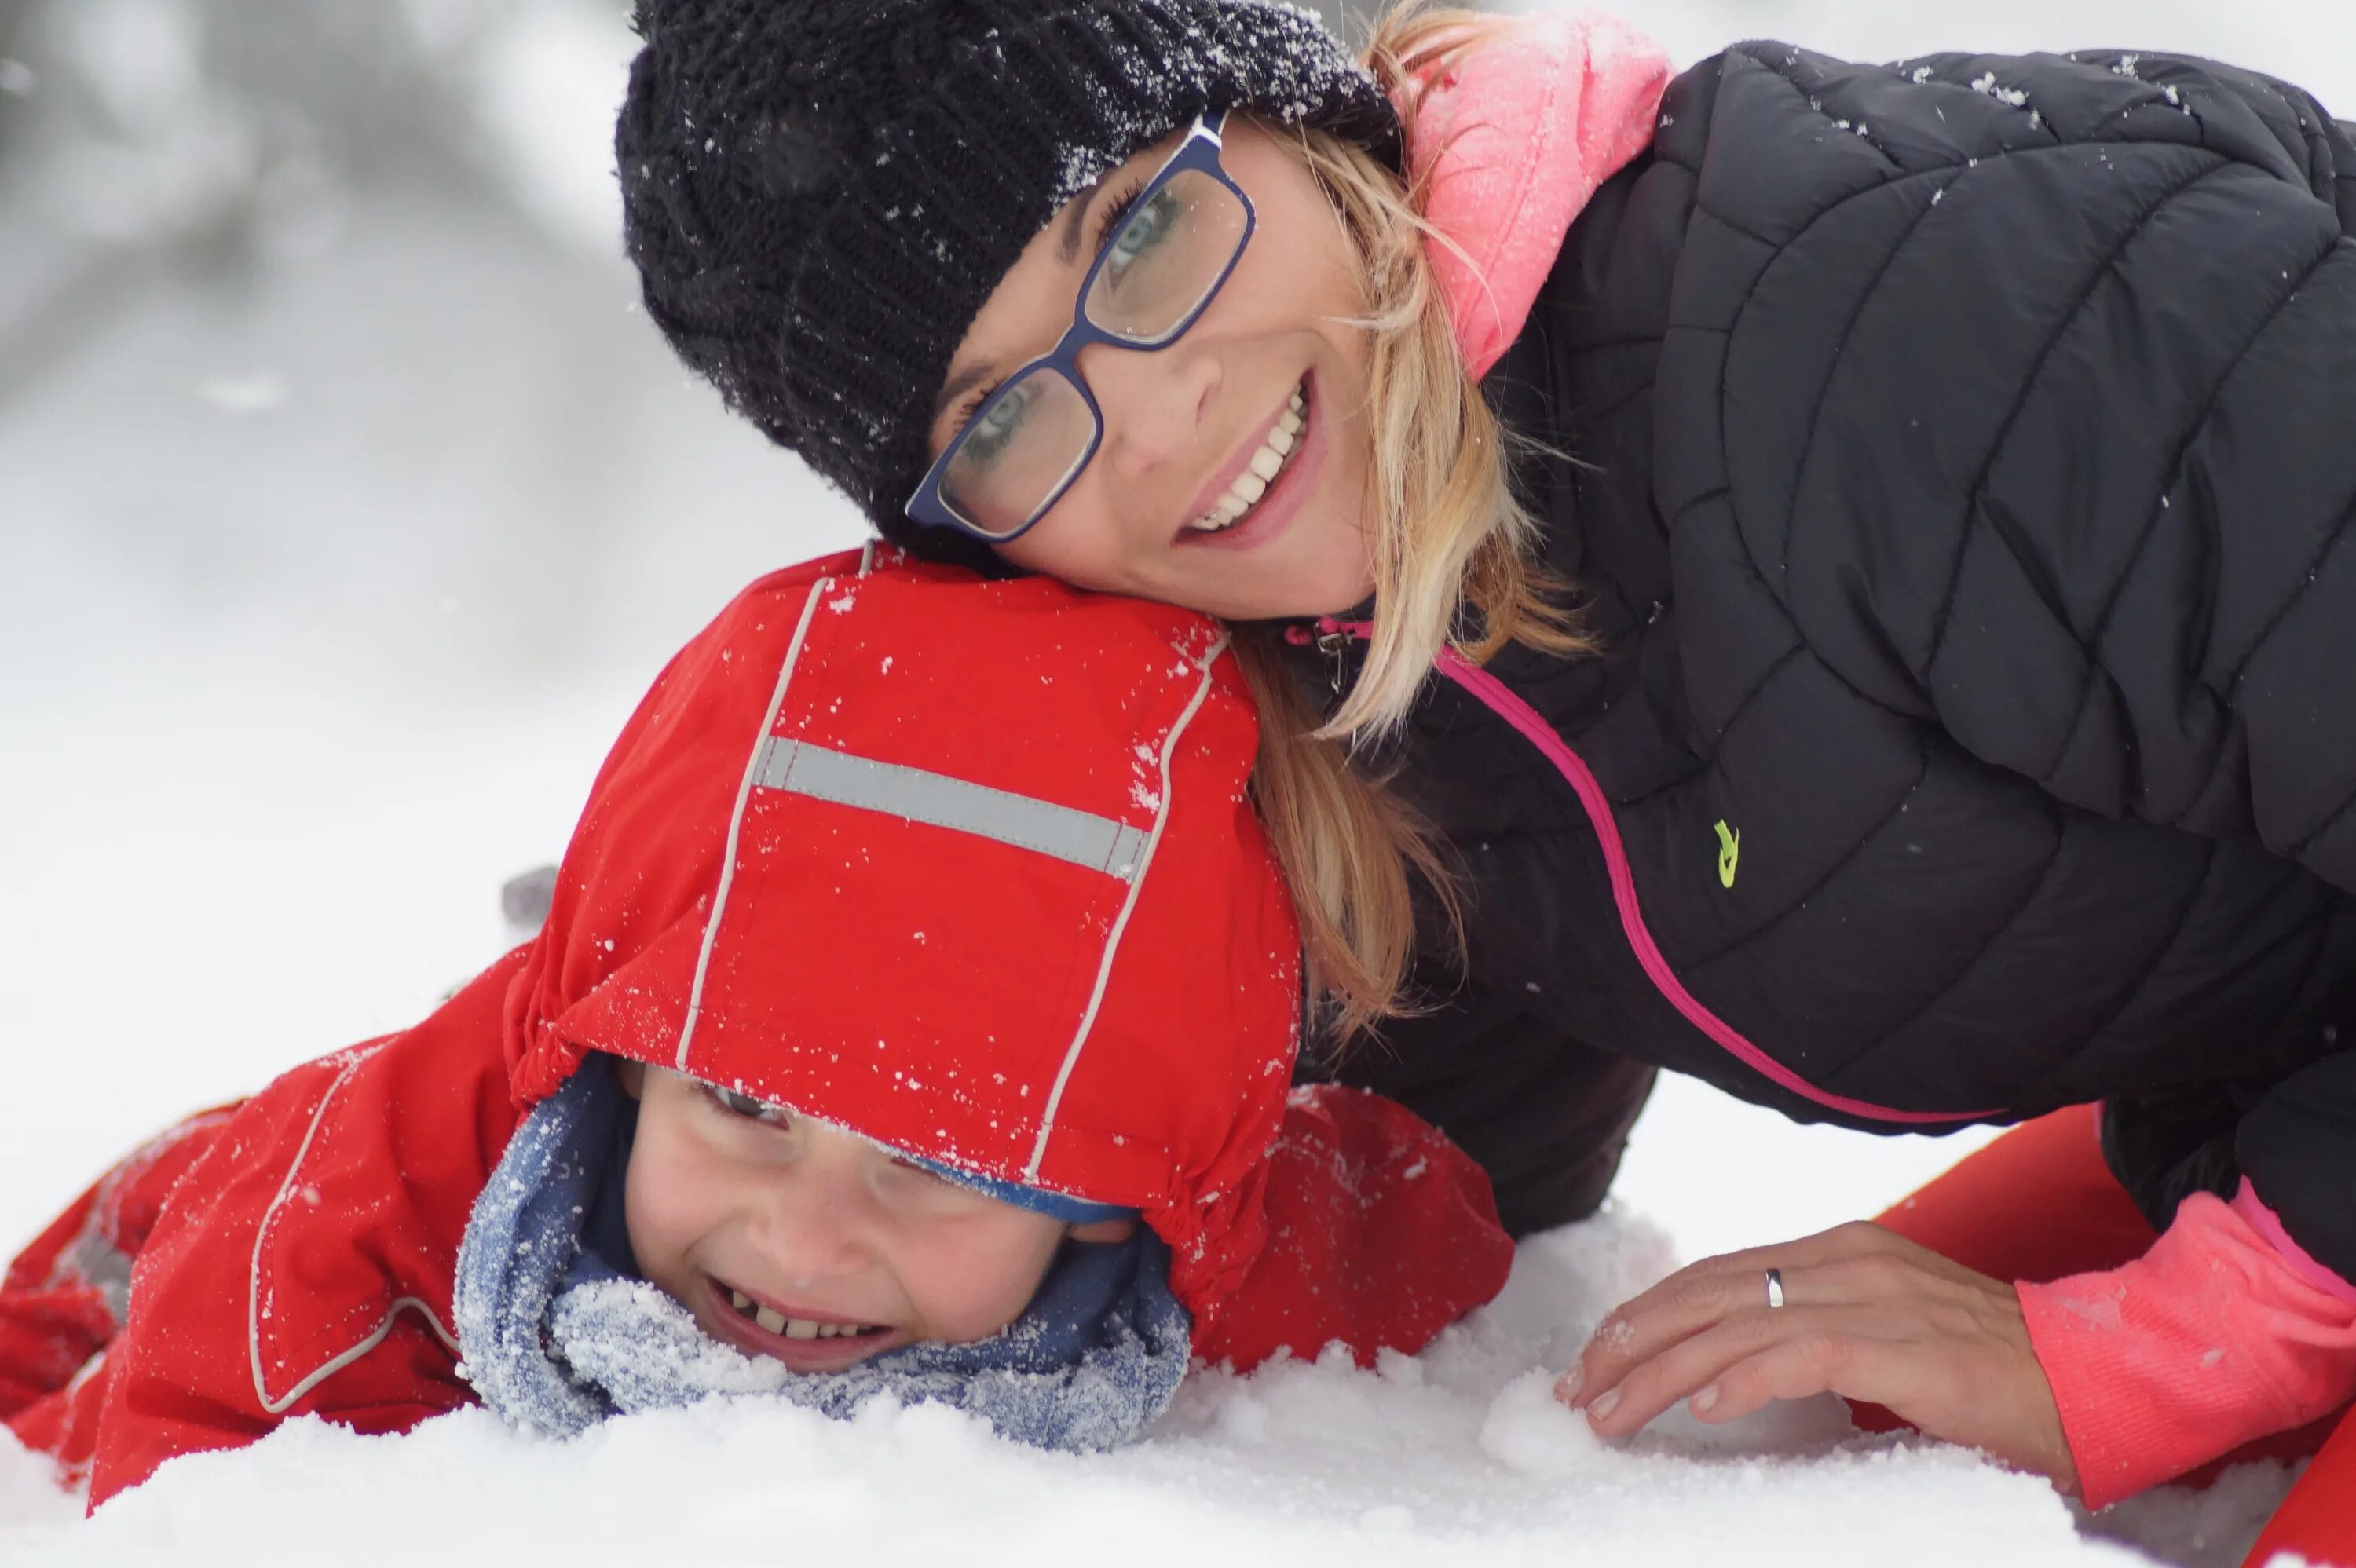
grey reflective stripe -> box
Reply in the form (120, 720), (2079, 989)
(757, 738), (1151, 880)
(61, 1224), (133, 1325)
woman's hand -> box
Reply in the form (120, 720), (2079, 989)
(1557, 1221), (2078, 1493)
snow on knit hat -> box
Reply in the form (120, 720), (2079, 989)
(615, 0), (1400, 549)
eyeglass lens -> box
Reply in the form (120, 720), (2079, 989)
(938, 170), (1249, 539)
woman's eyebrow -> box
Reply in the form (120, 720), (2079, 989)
(1057, 179), (1107, 266)
(935, 360), (996, 422)
(933, 185), (1106, 424)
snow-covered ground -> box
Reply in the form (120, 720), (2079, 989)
(1, 1), (2347, 1563)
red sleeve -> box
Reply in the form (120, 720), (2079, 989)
(2018, 1182), (2356, 1510)
(1191, 1084), (1515, 1372)
(2, 1109), (236, 1426)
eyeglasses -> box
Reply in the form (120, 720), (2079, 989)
(905, 111), (1257, 543)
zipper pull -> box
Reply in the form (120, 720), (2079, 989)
(1315, 629), (1350, 695)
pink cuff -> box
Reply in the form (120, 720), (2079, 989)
(2018, 1186), (2356, 1510)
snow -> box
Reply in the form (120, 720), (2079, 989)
(0, 1219), (2205, 1568)
(3, 0), (2348, 1561)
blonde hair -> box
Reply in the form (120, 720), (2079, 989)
(1239, 2), (1595, 1043)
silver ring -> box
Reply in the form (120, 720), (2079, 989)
(1764, 1267), (1786, 1310)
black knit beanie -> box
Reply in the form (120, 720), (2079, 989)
(616, 0), (1400, 561)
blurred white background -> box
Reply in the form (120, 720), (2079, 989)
(1, 0), (2350, 1259)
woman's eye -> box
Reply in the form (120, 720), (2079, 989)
(958, 382), (1032, 465)
(1102, 188), (1180, 286)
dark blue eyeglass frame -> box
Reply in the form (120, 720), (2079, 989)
(904, 109), (1257, 543)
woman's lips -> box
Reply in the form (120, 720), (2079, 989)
(701, 1276), (905, 1374)
(1174, 371), (1324, 554)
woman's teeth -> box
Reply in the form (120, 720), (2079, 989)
(1191, 383), (1307, 533)
(727, 1287), (879, 1340)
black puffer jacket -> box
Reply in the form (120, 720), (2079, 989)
(1315, 43), (2356, 1273)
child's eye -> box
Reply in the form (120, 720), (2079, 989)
(705, 1084), (793, 1126)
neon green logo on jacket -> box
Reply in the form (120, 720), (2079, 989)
(1714, 820), (1740, 889)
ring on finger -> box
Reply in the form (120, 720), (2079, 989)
(1765, 1267), (1786, 1310)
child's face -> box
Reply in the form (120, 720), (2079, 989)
(927, 115), (1378, 622)
(619, 1064), (1126, 1373)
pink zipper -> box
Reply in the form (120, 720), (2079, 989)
(1297, 617), (1997, 1127)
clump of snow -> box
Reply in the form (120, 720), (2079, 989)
(1477, 1367), (1604, 1477)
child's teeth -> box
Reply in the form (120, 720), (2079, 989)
(782, 1318), (820, 1340)
(730, 1289), (752, 1312)
(1267, 425), (1294, 455)
(754, 1304), (787, 1334)
(1248, 446), (1283, 481)
(1231, 471), (1268, 504)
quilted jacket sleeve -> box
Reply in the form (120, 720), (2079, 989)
(1660, 45), (2356, 1277)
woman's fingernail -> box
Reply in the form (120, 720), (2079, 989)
(1553, 1363), (1585, 1405)
(1692, 1383), (1719, 1414)
(1588, 1387), (1619, 1420)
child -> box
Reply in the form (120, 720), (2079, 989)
(609, 0), (2356, 1541)
(0, 546), (1514, 1507)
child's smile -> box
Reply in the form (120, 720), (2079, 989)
(702, 1274), (908, 1373)
(616, 1063), (1128, 1372)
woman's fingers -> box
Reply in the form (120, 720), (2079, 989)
(1561, 1222), (1904, 1409)
(1582, 1303), (1890, 1438)
(1685, 1321), (1924, 1427)
(1553, 1232), (2076, 1493)
(1566, 1265), (1781, 1405)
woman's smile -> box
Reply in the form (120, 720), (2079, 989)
(1175, 372), (1321, 551)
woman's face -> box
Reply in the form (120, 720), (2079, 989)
(926, 118), (1378, 620)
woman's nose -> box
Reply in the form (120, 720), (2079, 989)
(1078, 340), (1219, 475)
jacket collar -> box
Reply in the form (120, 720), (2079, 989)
(1401, 11), (1670, 377)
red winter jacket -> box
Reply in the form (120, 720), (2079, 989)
(2, 549), (1514, 1508)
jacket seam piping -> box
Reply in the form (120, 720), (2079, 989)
(675, 573), (832, 1071)
(1434, 649), (1989, 1124)
(247, 1047), (459, 1416)
(2033, 222), (2340, 791)
(1024, 632), (1228, 1181)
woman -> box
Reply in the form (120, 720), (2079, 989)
(613, 0), (2356, 1538)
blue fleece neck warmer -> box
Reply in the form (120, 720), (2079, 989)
(452, 1058), (1191, 1453)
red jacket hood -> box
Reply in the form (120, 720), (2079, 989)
(500, 546), (1302, 1336)
(8, 550), (1513, 1508)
